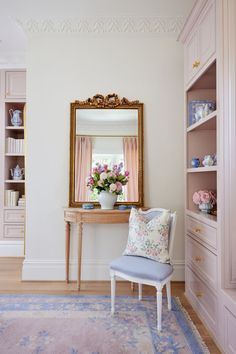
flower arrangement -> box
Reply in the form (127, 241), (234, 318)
(86, 162), (129, 195)
(193, 190), (217, 212)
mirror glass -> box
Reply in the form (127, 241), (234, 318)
(74, 109), (139, 203)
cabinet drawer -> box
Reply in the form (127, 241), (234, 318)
(4, 209), (25, 223)
(186, 236), (217, 289)
(225, 307), (236, 354)
(4, 224), (24, 238)
(186, 216), (217, 250)
(186, 266), (218, 336)
(5, 71), (26, 99)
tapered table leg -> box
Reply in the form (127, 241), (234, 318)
(65, 221), (70, 283)
(77, 222), (83, 290)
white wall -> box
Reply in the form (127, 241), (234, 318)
(22, 30), (185, 280)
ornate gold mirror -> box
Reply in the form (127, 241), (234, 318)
(69, 94), (143, 207)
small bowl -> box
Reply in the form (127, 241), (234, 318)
(118, 205), (128, 210)
(82, 203), (94, 209)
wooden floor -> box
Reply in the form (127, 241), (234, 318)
(0, 257), (221, 353)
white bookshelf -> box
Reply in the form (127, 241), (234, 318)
(0, 69), (26, 250)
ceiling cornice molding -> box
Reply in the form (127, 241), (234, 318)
(17, 16), (184, 35)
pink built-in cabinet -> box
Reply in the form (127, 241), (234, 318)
(185, 0), (216, 87)
(0, 70), (26, 254)
(179, 0), (236, 352)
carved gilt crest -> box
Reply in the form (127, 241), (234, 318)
(75, 94), (139, 108)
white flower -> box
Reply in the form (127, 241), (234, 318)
(100, 172), (108, 181)
(110, 183), (117, 192)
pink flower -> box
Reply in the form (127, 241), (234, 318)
(125, 170), (129, 177)
(116, 181), (123, 192)
(193, 190), (217, 206)
(193, 192), (201, 205)
(209, 191), (217, 205)
(100, 172), (108, 181)
(109, 183), (117, 193)
(200, 191), (211, 204)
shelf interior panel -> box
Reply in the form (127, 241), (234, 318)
(187, 130), (216, 168)
(187, 172), (217, 212)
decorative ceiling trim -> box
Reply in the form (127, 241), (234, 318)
(17, 17), (184, 35)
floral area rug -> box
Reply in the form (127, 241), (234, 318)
(0, 295), (209, 354)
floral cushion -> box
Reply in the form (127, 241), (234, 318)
(123, 208), (171, 263)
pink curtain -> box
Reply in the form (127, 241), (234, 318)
(123, 137), (138, 201)
(75, 136), (92, 201)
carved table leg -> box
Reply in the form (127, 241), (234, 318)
(77, 222), (83, 290)
(65, 221), (70, 283)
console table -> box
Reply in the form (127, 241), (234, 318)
(64, 208), (131, 290)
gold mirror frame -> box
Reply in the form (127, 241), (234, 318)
(69, 93), (144, 207)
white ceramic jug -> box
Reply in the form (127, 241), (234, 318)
(9, 109), (22, 127)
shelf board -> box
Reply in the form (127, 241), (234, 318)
(3, 206), (25, 210)
(5, 126), (24, 130)
(5, 153), (24, 156)
(4, 98), (26, 103)
(187, 166), (217, 173)
(186, 209), (217, 227)
(187, 110), (217, 132)
(5, 180), (25, 183)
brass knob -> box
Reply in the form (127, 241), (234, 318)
(194, 256), (202, 262)
(192, 60), (201, 68)
(196, 292), (203, 298)
(194, 227), (201, 233)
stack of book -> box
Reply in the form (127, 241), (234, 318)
(5, 138), (24, 154)
(18, 195), (25, 207)
(5, 190), (20, 207)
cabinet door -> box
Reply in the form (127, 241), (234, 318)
(225, 308), (236, 354)
(5, 71), (26, 99)
(185, 29), (198, 85)
(198, 0), (216, 70)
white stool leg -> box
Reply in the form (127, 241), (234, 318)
(156, 286), (163, 331)
(111, 273), (116, 315)
(166, 281), (171, 310)
(138, 283), (142, 300)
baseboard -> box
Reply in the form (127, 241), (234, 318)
(0, 240), (24, 257)
(22, 258), (185, 281)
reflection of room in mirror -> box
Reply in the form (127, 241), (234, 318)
(75, 109), (139, 202)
